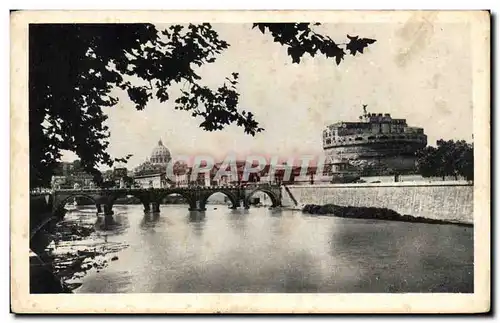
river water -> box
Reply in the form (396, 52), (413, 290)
(50, 204), (473, 293)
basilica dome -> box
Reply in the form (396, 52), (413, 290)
(150, 139), (171, 164)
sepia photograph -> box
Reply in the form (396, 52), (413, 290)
(10, 10), (490, 313)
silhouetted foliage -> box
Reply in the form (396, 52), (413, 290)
(253, 23), (376, 64)
(30, 23), (376, 188)
(416, 140), (474, 181)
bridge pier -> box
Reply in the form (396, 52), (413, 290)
(197, 200), (206, 211)
(188, 200), (202, 211)
(240, 199), (249, 209)
(96, 204), (103, 214)
(142, 201), (160, 213)
(104, 213), (114, 226)
(102, 204), (115, 227)
(103, 204), (114, 216)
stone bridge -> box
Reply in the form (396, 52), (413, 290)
(50, 184), (282, 218)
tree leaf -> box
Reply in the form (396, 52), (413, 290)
(258, 24), (265, 34)
(346, 36), (376, 56)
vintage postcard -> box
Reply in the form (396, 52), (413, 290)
(11, 10), (490, 313)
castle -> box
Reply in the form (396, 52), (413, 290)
(323, 106), (427, 177)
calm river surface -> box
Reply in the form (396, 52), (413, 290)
(61, 204), (473, 293)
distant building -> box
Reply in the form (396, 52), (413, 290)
(51, 175), (67, 189)
(134, 173), (167, 189)
(68, 172), (94, 189)
(111, 167), (129, 188)
(133, 139), (172, 188)
(50, 173), (94, 189)
(113, 167), (128, 179)
(51, 163), (94, 189)
(323, 106), (427, 177)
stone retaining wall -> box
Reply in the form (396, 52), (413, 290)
(282, 182), (473, 224)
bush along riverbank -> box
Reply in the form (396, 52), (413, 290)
(301, 204), (472, 227)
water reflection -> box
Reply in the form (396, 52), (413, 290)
(326, 219), (474, 293)
(187, 211), (206, 237)
(72, 205), (473, 294)
(227, 209), (248, 234)
(94, 212), (130, 235)
(188, 211), (206, 223)
(141, 212), (160, 225)
(268, 208), (284, 217)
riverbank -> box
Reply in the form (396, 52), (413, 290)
(301, 204), (472, 227)
(30, 209), (129, 293)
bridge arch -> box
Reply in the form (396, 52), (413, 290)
(199, 190), (239, 209)
(107, 190), (150, 208)
(107, 190), (150, 210)
(157, 190), (196, 209)
(53, 193), (100, 217)
(245, 188), (280, 208)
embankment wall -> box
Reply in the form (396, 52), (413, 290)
(282, 182), (473, 224)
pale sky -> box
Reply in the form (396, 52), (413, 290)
(63, 19), (473, 169)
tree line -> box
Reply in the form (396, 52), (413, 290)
(416, 139), (474, 181)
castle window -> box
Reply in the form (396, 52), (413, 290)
(354, 137), (363, 141)
(326, 139), (332, 145)
(367, 136), (376, 140)
(379, 135), (389, 140)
